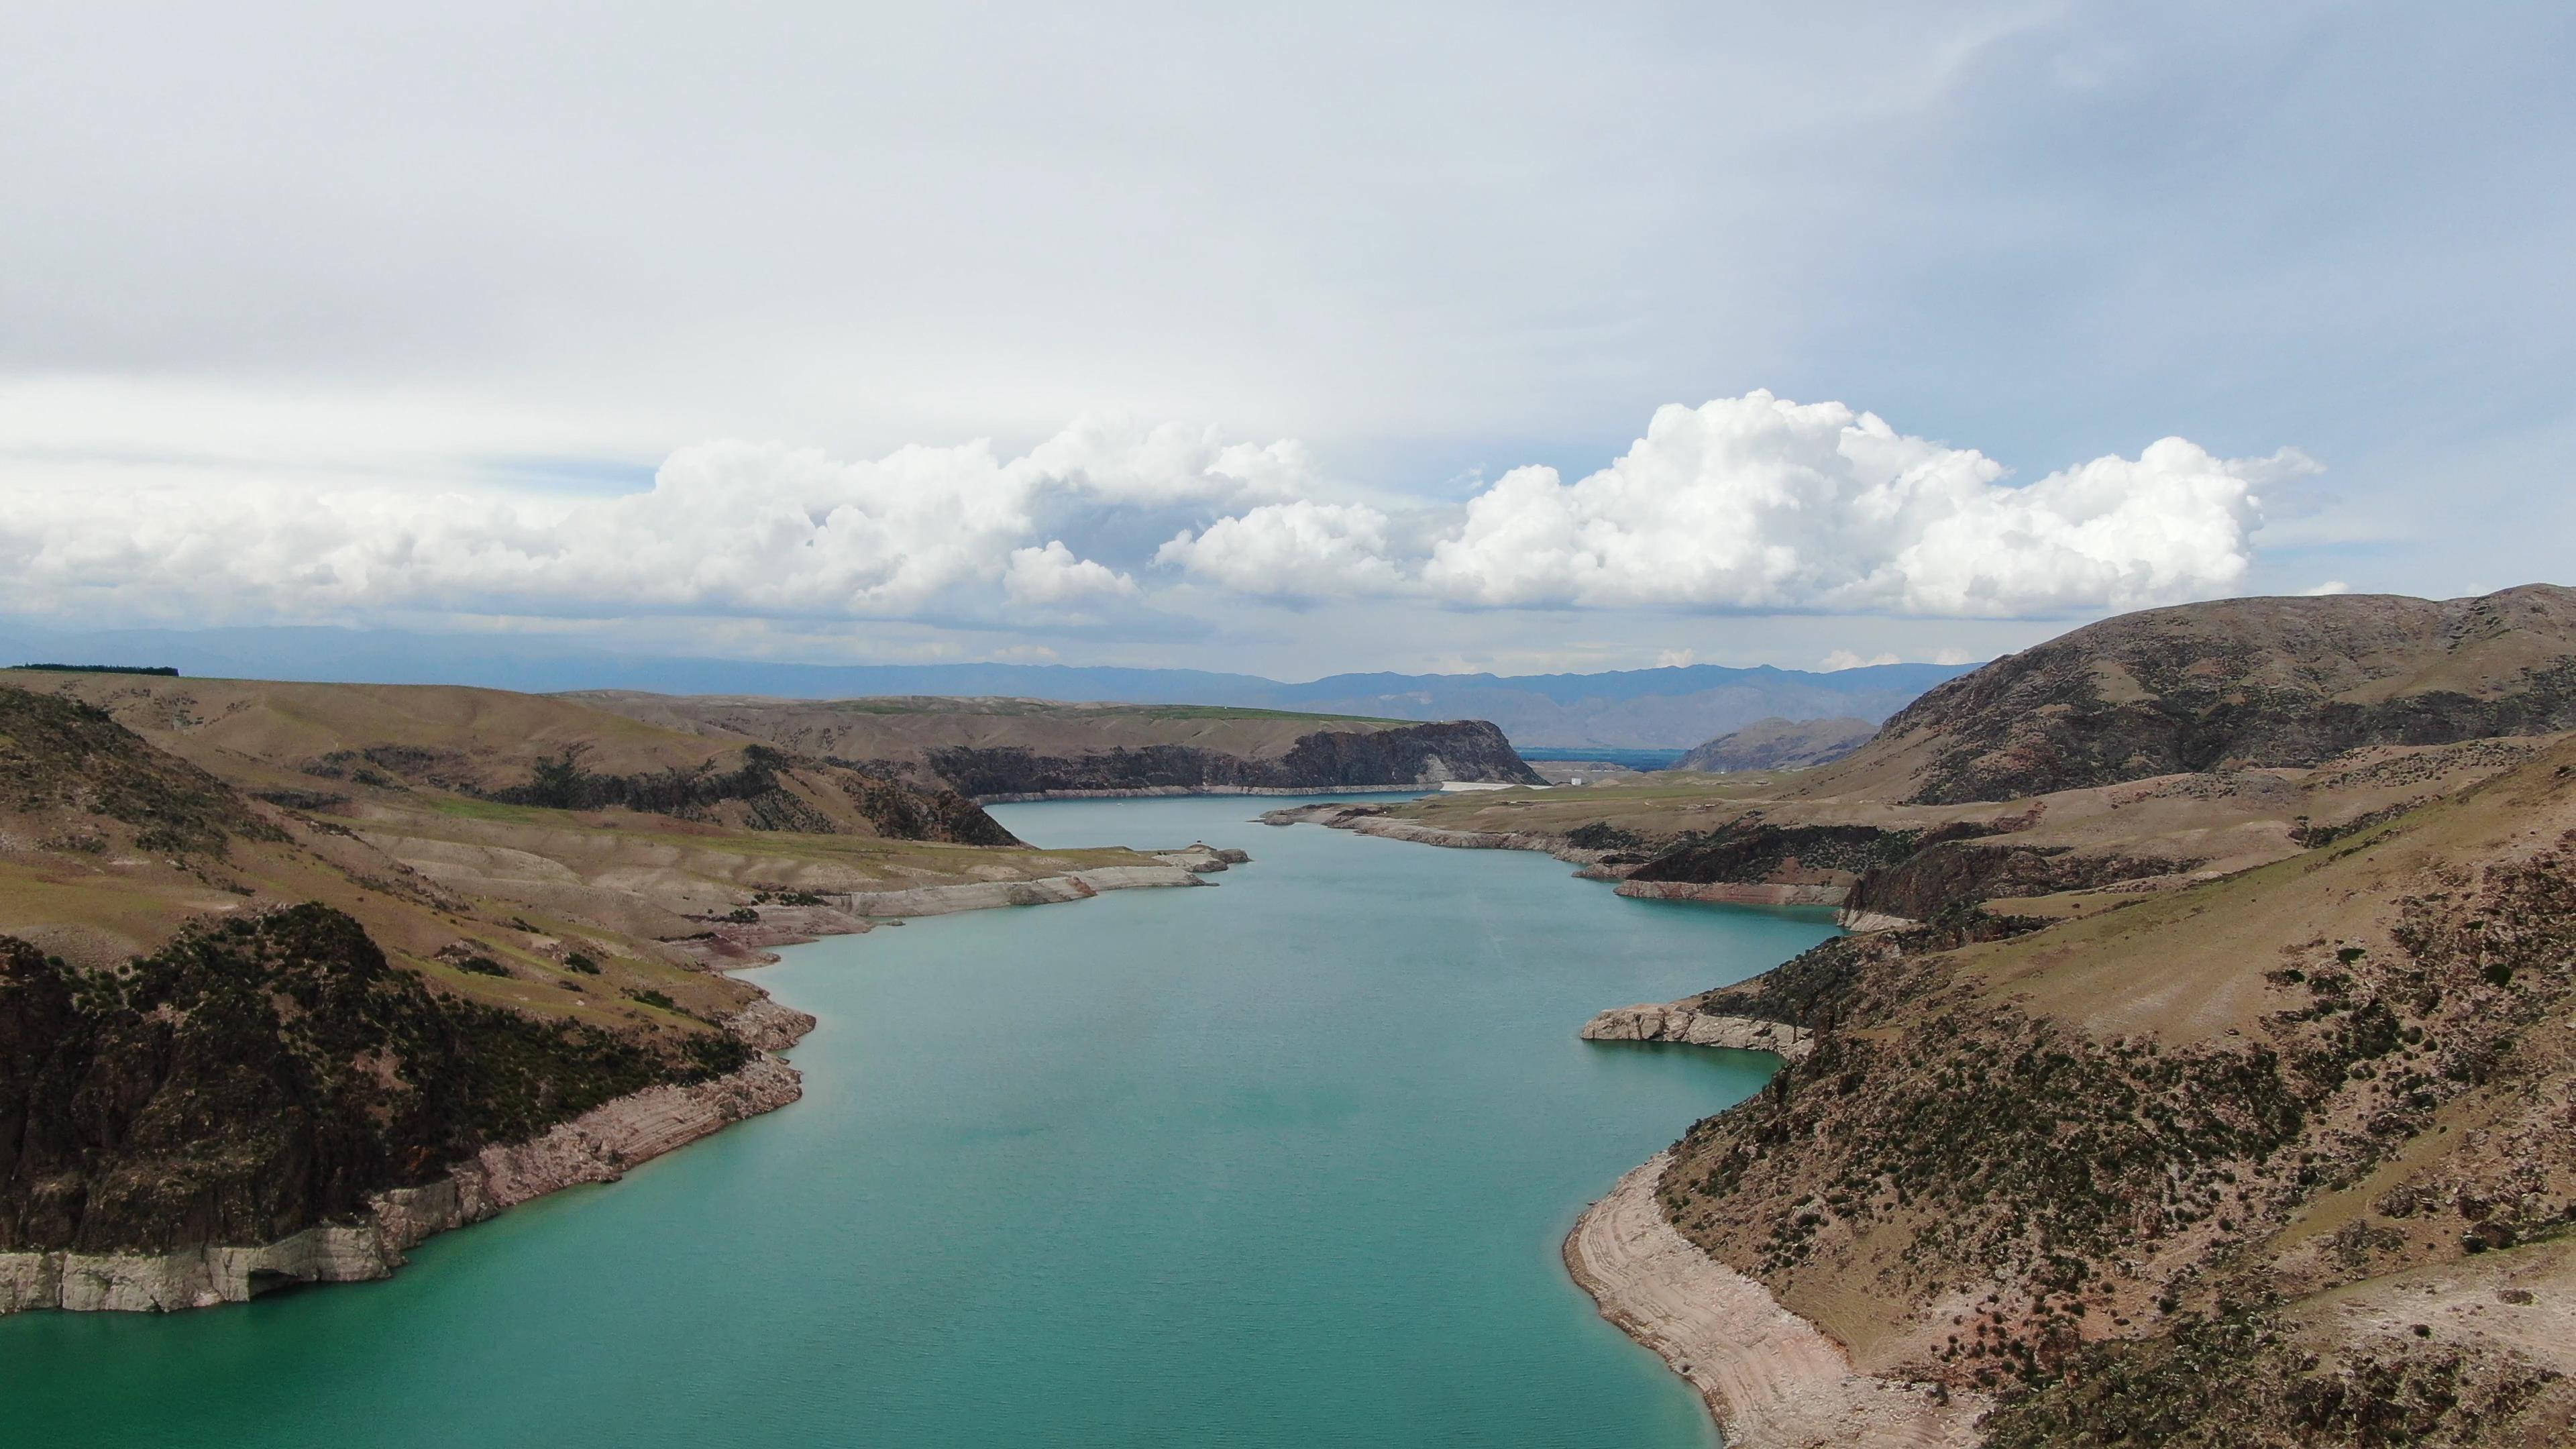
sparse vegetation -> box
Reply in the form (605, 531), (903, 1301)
(0, 906), (745, 1253)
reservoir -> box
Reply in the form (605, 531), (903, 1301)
(0, 795), (1836, 1447)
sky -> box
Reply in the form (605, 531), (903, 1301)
(4, 1), (2571, 680)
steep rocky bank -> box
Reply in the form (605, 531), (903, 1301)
(1, 1042), (806, 1313)
(0, 906), (814, 1315)
(926, 719), (1541, 799)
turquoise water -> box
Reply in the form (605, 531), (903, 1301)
(0, 795), (1834, 1447)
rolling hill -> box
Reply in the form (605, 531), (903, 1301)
(1815, 585), (2576, 804)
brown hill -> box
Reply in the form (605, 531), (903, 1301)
(1638, 731), (2576, 1444)
(1811, 585), (2576, 805)
(566, 692), (1544, 795)
(17, 672), (1013, 845)
(1677, 716), (1877, 773)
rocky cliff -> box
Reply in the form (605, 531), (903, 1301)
(924, 719), (1541, 798)
(0, 906), (753, 1266)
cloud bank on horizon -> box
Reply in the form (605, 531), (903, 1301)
(0, 390), (2310, 632)
(4, 3), (2569, 676)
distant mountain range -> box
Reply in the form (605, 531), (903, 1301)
(0, 621), (1978, 749)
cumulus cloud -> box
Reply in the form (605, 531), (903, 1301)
(1155, 500), (1408, 600)
(1005, 540), (1139, 607)
(0, 389), (2314, 633)
(0, 411), (1295, 625)
(1820, 649), (1902, 671)
(1407, 392), (2312, 616)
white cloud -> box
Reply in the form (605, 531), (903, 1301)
(1654, 648), (1698, 668)
(0, 388), (2318, 641)
(1005, 540), (1139, 606)
(1409, 392), (2313, 616)
(2302, 580), (2352, 596)
(1821, 649), (1902, 671)
(0, 412), (1279, 625)
(1155, 500), (1407, 600)
(1931, 647), (1977, 665)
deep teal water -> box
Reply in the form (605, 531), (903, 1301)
(0, 795), (1835, 1448)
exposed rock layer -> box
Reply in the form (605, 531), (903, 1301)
(1580, 1006), (1816, 1061)
(1, 1051), (802, 1313)
(926, 720), (1541, 798)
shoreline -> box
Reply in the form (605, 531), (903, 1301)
(1263, 802), (1917, 932)
(1580, 1003), (1815, 1061)
(1564, 1154), (1987, 1449)
(3, 840), (1254, 1318)
(1257, 800), (1617, 865)
(0, 1002), (815, 1316)
(973, 782), (1438, 803)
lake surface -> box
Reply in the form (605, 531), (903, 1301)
(0, 795), (1835, 1447)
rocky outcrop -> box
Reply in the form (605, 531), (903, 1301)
(833, 863), (1212, 917)
(1564, 1154), (1986, 1448)
(1258, 802), (1617, 865)
(1623, 822), (1889, 890)
(1612, 881), (1847, 908)
(1845, 839), (2197, 920)
(928, 719), (1541, 799)
(0, 1052), (803, 1314)
(1580, 1005), (1816, 1060)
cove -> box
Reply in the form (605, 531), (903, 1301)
(0, 795), (1837, 1448)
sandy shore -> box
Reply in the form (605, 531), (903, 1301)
(1564, 1154), (1987, 1448)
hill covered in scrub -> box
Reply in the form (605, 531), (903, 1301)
(565, 692), (1543, 796)
(1413, 585), (2576, 1446)
(1644, 737), (2576, 1443)
(1815, 585), (2576, 805)
(1, 905), (745, 1255)
(0, 675), (1244, 1306)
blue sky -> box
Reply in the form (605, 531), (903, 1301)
(3, 2), (2569, 679)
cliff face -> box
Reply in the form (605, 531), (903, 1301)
(0, 906), (746, 1257)
(925, 719), (1540, 798)
(1837, 584), (2576, 804)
